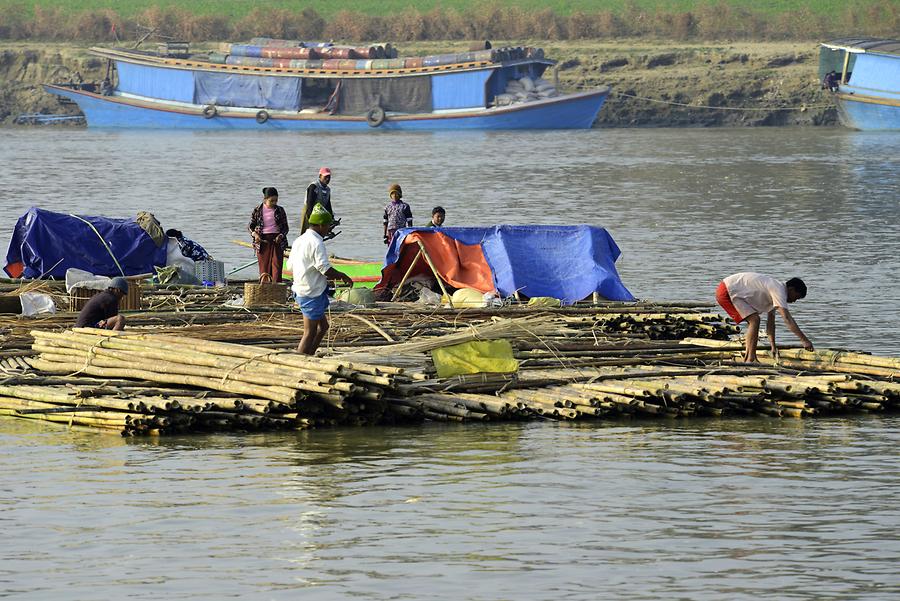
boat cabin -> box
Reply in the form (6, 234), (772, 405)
(819, 37), (900, 88)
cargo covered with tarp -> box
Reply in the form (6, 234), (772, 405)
(4, 207), (168, 279)
(193, 72), (301, 110)
(338, 75), (432, 114)
(378, 225), (634, 304)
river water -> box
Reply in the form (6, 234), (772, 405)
(1, 127), (899, 599)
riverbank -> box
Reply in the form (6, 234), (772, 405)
(0, 39), (836, 127)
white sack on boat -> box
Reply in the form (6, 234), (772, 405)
(19, 292), (56, 316)
(65, 268), (112, 293)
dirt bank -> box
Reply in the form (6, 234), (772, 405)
(0, 40), (837, 127)
(547, 40), (837, 126)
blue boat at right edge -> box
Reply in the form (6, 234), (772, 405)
(819, 38), (900, 130)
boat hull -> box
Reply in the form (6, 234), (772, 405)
(44, 85), (609, 130)
(835, 92), (900, 130)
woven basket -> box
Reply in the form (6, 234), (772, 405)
(244, 276), (288, 307)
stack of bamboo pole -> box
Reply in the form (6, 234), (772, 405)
(1, 302), (898, 434)
(9, 327), (407, 434)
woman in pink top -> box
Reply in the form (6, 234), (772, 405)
(716, 272), (813, 362)
(248, 187), (289, 282)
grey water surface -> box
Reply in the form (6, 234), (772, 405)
(1, 127), (899, 599)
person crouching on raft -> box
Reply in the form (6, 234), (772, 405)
(248, 187), (289, 282)
(716, 272), (813, 363)
(75, 277), (129, 331)
(287, 203), (353, 355)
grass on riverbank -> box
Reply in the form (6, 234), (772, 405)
(0, 0), (880, 18)
(0, 1), (897, 42)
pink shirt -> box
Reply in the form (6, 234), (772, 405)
(261, 206), (279, 234)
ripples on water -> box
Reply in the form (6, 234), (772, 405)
(1, 128), (898, 352)
(2, 418), (899, 599)
(1, 127), (899, 599)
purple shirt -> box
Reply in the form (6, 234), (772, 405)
(383, 200), (413, 232)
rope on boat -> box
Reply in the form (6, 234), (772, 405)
(611, 91), (834, 112)
(68, 214), (126, 276)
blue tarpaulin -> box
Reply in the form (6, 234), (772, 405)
(4, 207), (169, 279)
(116, 62), (195, 103)
(194, 72), (302, 110)
(431, 71), (491, 109)
(382, 225), (634, 304)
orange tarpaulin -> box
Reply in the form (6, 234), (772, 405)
(378, 231), (494, 292)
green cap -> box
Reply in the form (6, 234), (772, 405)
(308, 203), (334, 225)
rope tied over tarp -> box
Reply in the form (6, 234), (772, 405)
(68, 213), (126, 277)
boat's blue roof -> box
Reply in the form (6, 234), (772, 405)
(822, 38), (900, 57)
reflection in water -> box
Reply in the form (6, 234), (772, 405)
(3, 418), (900, 599)
(1, 128), (899, 599)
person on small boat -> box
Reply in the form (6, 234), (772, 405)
(165, 229), (212, 261)
(716, 272), (813, 363)
(287, 203), (353, 355)
(248, 187), (289, 282)
(75, 277), (128, 331)
(427, 206), (446, 227)
(301, 167), (334, 234)
(383, 183), (413, 245)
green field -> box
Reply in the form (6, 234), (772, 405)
(0, 0), (873, 18)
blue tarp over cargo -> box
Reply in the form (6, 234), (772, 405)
(4, 207), (168, 279)
(378, 225), (634, 304)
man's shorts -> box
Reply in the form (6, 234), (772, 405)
(295, 290), (329, 320)
(715, 281), (745, 323)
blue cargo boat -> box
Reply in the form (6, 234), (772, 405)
(44, 41), (609, 130)
(819, 38), (900, 130)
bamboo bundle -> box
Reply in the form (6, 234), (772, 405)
(2, 293), (899, 433)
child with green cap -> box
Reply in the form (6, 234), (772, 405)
(286, 203), (353, 355)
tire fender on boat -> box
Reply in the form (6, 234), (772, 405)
(366, 107), (385, 127)
(256, 110), (270, 124)
(202, 104), (217, 118)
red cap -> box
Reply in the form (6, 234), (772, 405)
(319, 167), (331, 177)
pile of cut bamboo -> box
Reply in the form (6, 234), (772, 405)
(8, 327), (405, 434)
(1, 304), (898, 435)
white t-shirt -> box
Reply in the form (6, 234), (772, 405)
(723, 272), (788, 319)
(286, 230), (331, 298)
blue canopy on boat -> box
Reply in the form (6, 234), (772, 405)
(381, 225), (634, 304)
(4, 207), (168, 279)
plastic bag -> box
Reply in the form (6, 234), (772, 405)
(417, 287), (442, 306)
(450, 288), (486, 308)
(338, 288), (375, 307)
(431, 340), (519, 378)
(527, 296), (562, 308)
(19, 292), (56, 316)
(65, 268), (111, 293)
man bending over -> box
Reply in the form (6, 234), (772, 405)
(716, 272), (813, 362)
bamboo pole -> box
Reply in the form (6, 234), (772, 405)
(416, 241), (453, 309)
(391, 249), (423, 302)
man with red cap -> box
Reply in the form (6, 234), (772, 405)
(301, 167), (334, 234)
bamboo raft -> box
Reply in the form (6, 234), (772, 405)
(0, 286), (898, 435)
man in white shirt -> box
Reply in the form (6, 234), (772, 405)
(716, 272), (813, 363)
(286, 203), (353, 355)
